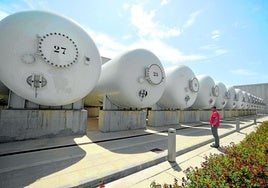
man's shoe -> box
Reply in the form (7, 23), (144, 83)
(210, 144), (219, 148)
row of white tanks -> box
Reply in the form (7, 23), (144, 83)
(0, 10), (265, 111)
(85, 54), (265, 111)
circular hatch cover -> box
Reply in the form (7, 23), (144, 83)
(189, 77), (199, 92)
(212, 85), (219, 97)
(145, 64), (164, 85)
(38, 33), (79, 67)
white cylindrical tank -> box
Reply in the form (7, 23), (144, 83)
(242, 91), (250, 109)
(191, 75), (219, 109)
(224, 86), (237, 109)
(247, 93), (254, 109)
(256, 97), (264, 109)
(214, 81), (228, 109)
(0, 10), (101, 106)
(84, 49), (166, 108)
(157, 65), (199, 109)
(235, 88), (244, 109)
(251, 95), (258, 109)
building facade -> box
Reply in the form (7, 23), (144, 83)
(235, 83), (268, 114)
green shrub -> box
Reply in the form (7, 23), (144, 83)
(182, 121), (268, 187)
(150, 121), (268, 188)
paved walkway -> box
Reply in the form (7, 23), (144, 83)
(0, 115), (267, 188)
(106, 115), (268, 187)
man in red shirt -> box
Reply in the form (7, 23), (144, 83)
(209, 106), (220, 148)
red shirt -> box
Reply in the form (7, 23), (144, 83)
(209, 111), (220, 127)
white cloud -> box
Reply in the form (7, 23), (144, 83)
(0, 10), (8, 20)
(129, 4), (181, 39)
(183, 10), (201, 29)
(123, 3), (130, 10)
(214, 49), (227, 56)
(86, 28), (128, 59)
(21, 0), (48, 9)
(86, 3), (205, 65)
(200, 44), (217, 50)
(230, 69), (257, 76)
(22, 0), (35, 9)
(122, 34), (132, 40)
(131, 38), (205, 64)
(200, 44), (227, 57)
(161, 0), (169, 6)
(87, 27), (205, 65)
(211, 30), (220, 41)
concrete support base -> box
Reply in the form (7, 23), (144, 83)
(218, 110), (225, 119)
(99, 110), (146, 132)
(250, 109), (257, 115)
(199, 110), (211, 121)
(179, 110), (200, 123)
(223, 110), (233, 118)
(234, 110), (239, 117)
(0, 109), (87, 142)
(85, 107), (99, 117)
(8, 91), (84, 110)
(199, 110), (225, 121)
(147, 110), (180, 127)
(231, 110), (237, 117)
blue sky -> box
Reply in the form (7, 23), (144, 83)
(0, 0), (268, 86)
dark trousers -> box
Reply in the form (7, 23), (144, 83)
(211, 126), (219, 146)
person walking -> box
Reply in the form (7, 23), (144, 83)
(209, 106), (220, 148)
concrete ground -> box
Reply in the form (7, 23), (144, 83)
(0, 115), (267, 188)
